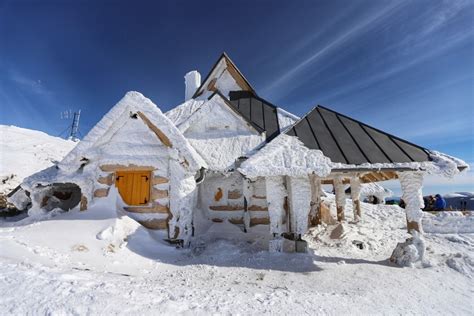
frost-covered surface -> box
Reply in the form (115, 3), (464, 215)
(188, 136), (264, 172)
(265, 176), (287, 235)
(1, 195), (473, 314)
(239, 134), (332, 178)
(169, 159), (197, 242)
(0, 125), (77, 195)
(423, 211), (474, 234)
(331, 150), (468, 178)
(276, 107), (299, 132)
(182, 94), (265, 171)
(164, 98), (204, 128)
(398, 171), (425, 224)
(360, 182), (393, 201)
(287, 176), (311, 234)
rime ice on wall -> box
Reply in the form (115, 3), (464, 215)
(287, 176), (311, 235)
(265, 176), (287, 235)
(169, 159), (197, 241)
(181, 94), (265, 172)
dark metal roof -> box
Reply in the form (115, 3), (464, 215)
(286, 106), (431, 164)
(229, 91), (281, 141)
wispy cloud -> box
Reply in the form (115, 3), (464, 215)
(8, 69), (50, 95)
(262, 1), (409, 95)
(263, 0), (473, 103)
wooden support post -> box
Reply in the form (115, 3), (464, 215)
(398, 171), (424, 234)
(334, 176), (345, 222)
(350, 177), (361, 221)
(309, 175), (322, 226)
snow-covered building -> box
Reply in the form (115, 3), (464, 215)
(10, 53), (468, 256)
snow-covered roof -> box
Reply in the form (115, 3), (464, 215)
(164, 98), (205, 128)
(277, 108), (300, 133)
(60, 91), (206, 172)
(238, 134), (332, 178)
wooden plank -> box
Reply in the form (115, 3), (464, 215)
(93, 188), (109, 198)
(225, 60), (253, 91)
(139, 219), (168, 230)
(209, 205), (244, 211)
(137, 111), (173, 148)
(152, 176), (169, 185)
(97, 174), (113, 185)
(248, 205), (268, 211)
(151, 188), (168, 200)
(125, 203), (169, 214)
(228, 190), (242, 199)
(100, 164), (154, 172)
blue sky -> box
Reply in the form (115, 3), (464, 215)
(0, 0), (473, 195)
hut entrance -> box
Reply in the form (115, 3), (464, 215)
(115, 171), (151, 206)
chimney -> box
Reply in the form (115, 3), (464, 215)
(184, 70), (201, 101)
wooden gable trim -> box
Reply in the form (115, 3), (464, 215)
(192, 53), (257, 98)
(137, 111), (173, 148)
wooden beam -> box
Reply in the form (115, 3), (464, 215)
(137, 111), (172, 148)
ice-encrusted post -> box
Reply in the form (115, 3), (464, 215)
(266, 176), (287, 252)
(309, 175), (323, 225)
(334, 176), (345, 222)
(398, 171), (424, 233)
(350, 177), (361, 221)
(391, 171), (426, 266)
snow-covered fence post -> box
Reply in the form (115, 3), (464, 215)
(266, 176), (287, 252)
(350, 177), (361, 221)
(309, 175), (323, 226)
(398, 171), (424, 233)
(334, 176), (345, 222)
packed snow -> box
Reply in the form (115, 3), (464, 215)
(0, 125), (77, 195)
(1, 194), (472, 314)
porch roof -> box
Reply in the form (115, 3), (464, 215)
(286, 106), (431, 165)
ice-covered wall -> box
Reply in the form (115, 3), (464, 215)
(197, 172), (270, 227)
(265, 176), (287, 235)
(182, 94), (265, 172)
(287, 176), (311, 235)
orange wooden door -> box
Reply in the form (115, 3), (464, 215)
(115, 171), (150, 205)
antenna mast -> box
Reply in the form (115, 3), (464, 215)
(69, 110), (81, 140)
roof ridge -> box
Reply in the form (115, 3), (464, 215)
(192, 53), (257, 99)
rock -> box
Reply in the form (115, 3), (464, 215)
(390, 231), (425, 267)
(330, 223), (345, 240)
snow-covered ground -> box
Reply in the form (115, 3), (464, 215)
(1, 194), (472, 315)
(0, 125), (77, 195)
